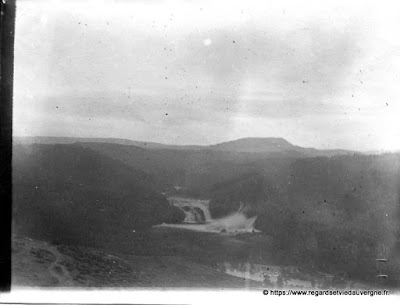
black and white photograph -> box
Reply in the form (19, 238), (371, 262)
(3, 0), (400, 302)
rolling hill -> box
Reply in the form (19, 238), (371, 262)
(13, 136), (357, 198)
(14, 136), (355, 156)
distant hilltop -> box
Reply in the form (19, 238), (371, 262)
(209, 137), (295, 153)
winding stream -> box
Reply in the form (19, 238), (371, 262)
(156, 196), (369, 289)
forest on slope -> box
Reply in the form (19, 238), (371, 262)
(209, 154), (400, 285)
(12, 143), (185, 247)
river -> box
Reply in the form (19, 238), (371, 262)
(159, 196), (259, 234)
(155, 196), (370, 289)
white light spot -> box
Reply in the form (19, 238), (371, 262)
(203, 38), (212, 46)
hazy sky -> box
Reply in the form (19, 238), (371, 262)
(13, 0), (400, 150)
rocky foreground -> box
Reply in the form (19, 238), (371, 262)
(11, 234), (262, 288)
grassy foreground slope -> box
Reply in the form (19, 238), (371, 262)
(12, 235), (263, 288)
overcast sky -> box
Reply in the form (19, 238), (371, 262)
(13, 0), (400, 150)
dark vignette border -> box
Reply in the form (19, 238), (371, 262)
(0, 0), (15, 293)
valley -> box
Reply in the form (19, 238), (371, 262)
(11, 137), (400, 290)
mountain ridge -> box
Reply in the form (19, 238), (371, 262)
(13, 136), (359, 155)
